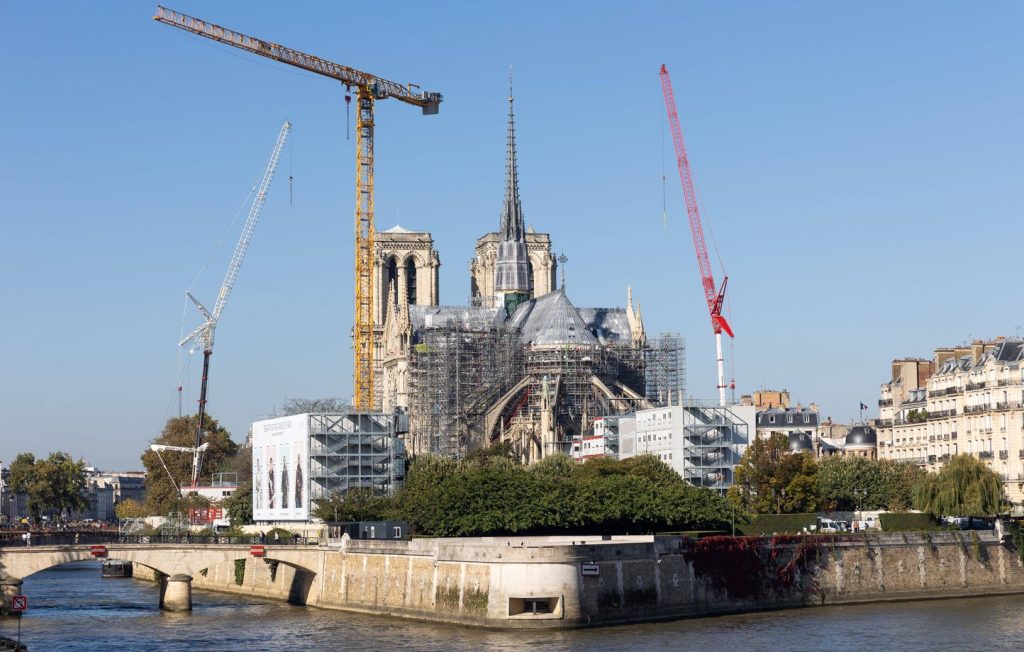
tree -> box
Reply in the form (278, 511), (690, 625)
(282, 397), (349, 415)
(728, 434), (819, 514)
(142, 414), (238, 515)
(214, 444), (254, 525)
(913, 454), (1004, 518)
(222, 482), (253, 525)
(114, 499), (149, 520)
(7, 452), (88, 521)
(312, 488), (391, 523)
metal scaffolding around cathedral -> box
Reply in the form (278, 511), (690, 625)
(375, 83), (685, 461)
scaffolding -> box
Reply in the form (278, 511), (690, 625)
(646, 332), (686, 406)
(679, 402), (746, 494)
(407, 322), (523, 457)
(307, 412), (405, 501)
(404, 306), (672, 460)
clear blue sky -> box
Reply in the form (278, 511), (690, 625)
(2, 1), (1022, 470)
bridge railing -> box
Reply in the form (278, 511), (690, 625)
(0, 531), (320, 547)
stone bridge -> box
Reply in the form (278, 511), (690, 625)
(0, 542), (322, 612)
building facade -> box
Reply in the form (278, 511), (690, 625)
(615, 404), (754, 494)
(376, 85), (691, 462)
(878, 338), (1024, 503)
(251, 411), (407, 523)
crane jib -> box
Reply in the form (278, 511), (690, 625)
(153, 6), (442, 112)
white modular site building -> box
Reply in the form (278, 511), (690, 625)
(251, 411), (407, 524)
(618, 403), (754, 494)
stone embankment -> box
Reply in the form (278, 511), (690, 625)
(134, 531), (1024, 628)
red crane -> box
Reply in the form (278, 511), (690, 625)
(659, 64), (734, 406)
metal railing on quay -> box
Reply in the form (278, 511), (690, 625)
(0, 531), (320, 547)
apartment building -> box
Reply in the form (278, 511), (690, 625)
(879, 338), (1024, 503)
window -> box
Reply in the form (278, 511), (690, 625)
(769, 415), (776, 424)
(392, 526), (403, 539)
(803, 414), (810, 424)
(787, 414), (793, 424)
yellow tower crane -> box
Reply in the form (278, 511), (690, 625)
(154, 6), (442, 410)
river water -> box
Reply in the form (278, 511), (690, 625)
(7, 561), (1024, 651)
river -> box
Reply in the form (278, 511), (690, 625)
(6, 561), (1024, 651)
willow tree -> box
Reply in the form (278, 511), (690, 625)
(914, 454), (1004, 517)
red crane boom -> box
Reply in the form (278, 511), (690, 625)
(660, 64), (734, 404)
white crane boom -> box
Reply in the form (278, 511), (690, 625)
(178, 120), (290, 450)
(181, 119), (292, 352)
(150, 443), (210, 491)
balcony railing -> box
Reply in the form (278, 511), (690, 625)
(964, 404), (991, 414)
(951, 431), (958, 439)
(928, 409), (957, 419)
(928, 455), (937, 464)
(996, 401), (1023, 411)
(997, 379), (1009, 387)
(930, 386), (963, 397)
(999, 450), (1009, 460)
(939, 454), (951, 462)
(878, 398), (893, 407)
(965, 381), (987, 391)
(978, 451), (994, 460)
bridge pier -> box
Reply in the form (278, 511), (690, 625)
(0, 580), (24, 616)
(160, 574), (192, 612)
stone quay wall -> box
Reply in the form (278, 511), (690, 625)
(134, 532), (1024, 629)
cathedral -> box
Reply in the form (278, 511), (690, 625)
(371, 85), (682, 461)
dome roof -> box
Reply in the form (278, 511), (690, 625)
(788, 432), (814, 452)
(509, 288), (598, 348)
(845, 425), (877, 448)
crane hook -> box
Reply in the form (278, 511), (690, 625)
(345, 93), (352, 141)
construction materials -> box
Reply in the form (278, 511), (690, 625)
(659, 64), (734, 406)
(179, 120), (291, 447)
(154, 6), (443, 410)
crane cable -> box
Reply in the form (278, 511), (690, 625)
(153, 448), (181, 495)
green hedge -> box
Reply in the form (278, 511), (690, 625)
(737, 513), (818, 535)
(879, 512), (941, 532)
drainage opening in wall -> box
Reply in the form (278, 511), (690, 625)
(508, 596), (562, 619)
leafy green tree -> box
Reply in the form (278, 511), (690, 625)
(876, 460), (927, 511)
(218, 445), (254, 525)
(728, 434), (819, 514)
(114, 498), (149, 519)
(312, 487), (391, 522)
(8, 451), (88, 521)
(142, 414), (238, 515)
(913, 454), (1004, 517)
(223, 482), (254, 525)
(818, 457), (929, 511)
(817, 456), (882, 511)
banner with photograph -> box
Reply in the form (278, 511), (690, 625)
(251, 414), (310, 521)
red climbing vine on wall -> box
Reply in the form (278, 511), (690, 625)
(683, 535), (837, 601)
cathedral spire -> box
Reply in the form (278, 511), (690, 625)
(494, 66), (532, 311)
(500, 66), (525, 243)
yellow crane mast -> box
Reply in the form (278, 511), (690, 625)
(154, 6), (442, 410)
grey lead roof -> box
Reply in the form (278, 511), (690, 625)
(409, 305), (506, 336)
(576, 308), (632, 345)
(409, 289), (634, 349)
(510, 288), (598, 348)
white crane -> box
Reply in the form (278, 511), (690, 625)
(150, 443), (210, 492)
(179, 120), (291, 455)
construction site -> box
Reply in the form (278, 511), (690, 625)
(398, 303), (686, 459)
(154, 6), (745, 498)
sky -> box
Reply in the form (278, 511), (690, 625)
(2, 1), (1022, 470)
